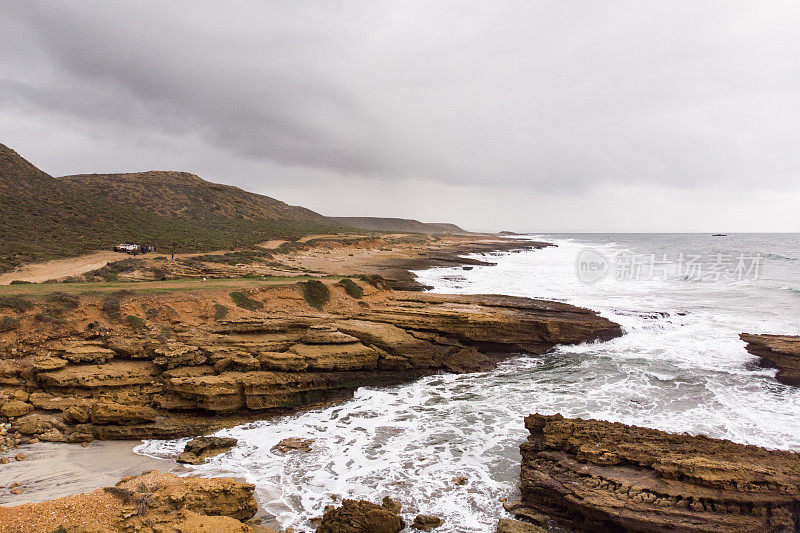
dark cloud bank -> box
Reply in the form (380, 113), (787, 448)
(1, 1), (798, 231)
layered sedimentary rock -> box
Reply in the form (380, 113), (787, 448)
(514, 413), (800, 532)
(0, 284), (620, 442)
(740, 333), (800, 386)
(0, 471), (266, 532)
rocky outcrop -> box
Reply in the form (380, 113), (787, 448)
(317, 499), (405, 533)
(411, 514), (444, 530)
(0, 284), (621, 442)
(178, 436), (239, 464)
(496, 518), (546, 533)
(740, 333), (800, 386)
(514, 413), (800, 532)
(0, 471), (263, 532)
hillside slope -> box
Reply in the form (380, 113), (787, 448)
(61, 171), (329, 224)
(330, 216), (468, 234)
(0, 144), (341, 273)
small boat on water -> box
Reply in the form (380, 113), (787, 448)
(712, 233), (728, 236)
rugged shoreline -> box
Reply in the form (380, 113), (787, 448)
(0, 285), (621, 443)
(510, 413), (800, 532)
(0, 234), (624, 531)
(740, 333), (800, 386)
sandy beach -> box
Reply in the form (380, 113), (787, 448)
(0, 440), (169, 507)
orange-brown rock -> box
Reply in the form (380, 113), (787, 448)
(0, 471), (259, 533)
(317, 498), (405, 533)
(740, 333), (800, 386)
(496, 518), (546, 533)
(515, 413), (800, 532)
(178, 436), (239, 464)
(0, 284), (621, 441)
(0, 399), (32, 418)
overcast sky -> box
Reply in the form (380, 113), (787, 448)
(1, 1), (798, 232)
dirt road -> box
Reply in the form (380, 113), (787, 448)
(0, 251), (123, 285)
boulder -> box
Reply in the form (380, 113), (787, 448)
(271, 437), (314, 454)
(0, 399), (33, 418)
(411, 514), (443, 531)
(317, 499), (405, 533)
(15, 413), (66, 435)
(381, 496), (402, 514)
(177, 436), (239, 464)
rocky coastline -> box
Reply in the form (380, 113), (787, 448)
(740, 333), (800, 386)
(510, 413), (800, 532)
(0, 279), (620, 445)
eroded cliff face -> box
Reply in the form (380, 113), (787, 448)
(0, 470), (265, 532)
(0, 283), (621, 443)
(513, 414), (800, 532)
(740, 333), (800, 386)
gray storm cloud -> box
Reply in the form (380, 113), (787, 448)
(1, 1), (799, 231)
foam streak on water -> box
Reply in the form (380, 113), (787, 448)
(136, 233), (800, 532)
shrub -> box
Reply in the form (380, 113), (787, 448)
(102, 296), (121, 317)
(337, 278), (364, 299)
(9, 280), (32, 285)
(102, 290), (133, 318)
(34, 306), (66, 325)
(229, 291), (263, 311)
(0, 295), (34, 313)
(301, 280), (330, 310)
(214, 303), (229, 320)
(150, 268), (169, 281)
(89, 259), (144, 281)
(125, 315), (146, 331)
(0, 316), (20, 332)
(275, 241), (309, 254)
(46, 291), (80, 309)
(358, 274), (390, 290)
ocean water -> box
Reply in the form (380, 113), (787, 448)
(136, 233), (800, 532)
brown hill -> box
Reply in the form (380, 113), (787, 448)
(61, 171), (329, 224)
(330, 216), (468, 234)
(0, 144), (341, 273)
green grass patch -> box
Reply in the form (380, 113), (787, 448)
(337, 278), (364, 299)
(301, 280), (330, 310)
(0, 295), (34, 313)
(230, 291), (263, 311)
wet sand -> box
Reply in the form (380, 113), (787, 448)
(0, 441), (170, 506)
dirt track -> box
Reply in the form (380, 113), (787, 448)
(0, 251), (122, 285)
